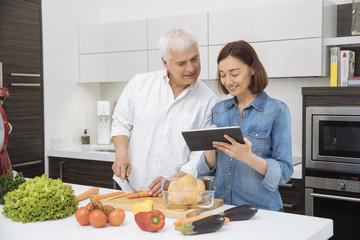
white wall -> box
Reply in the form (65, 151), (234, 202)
(42, 0), (102, 173)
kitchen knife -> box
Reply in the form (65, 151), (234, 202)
(125, 176), (140, 196)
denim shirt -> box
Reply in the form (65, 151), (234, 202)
(197, 91), (293, 211)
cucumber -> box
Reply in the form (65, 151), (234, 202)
(175, 214), (225, 235)
(219, 204), (258, 221)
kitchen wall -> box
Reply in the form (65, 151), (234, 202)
(42, 0), (101, 173)
(42, 0), (350, 173)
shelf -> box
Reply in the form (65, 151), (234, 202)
(324, 36), (360, 47)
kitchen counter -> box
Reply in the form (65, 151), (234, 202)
(1, 183), (332, 240)
(47, 144), (115, 162)
(47, 145), (303, 179)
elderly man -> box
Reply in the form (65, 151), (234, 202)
(111, 28), (217, 196)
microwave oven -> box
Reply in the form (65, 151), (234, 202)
(305, 106), (360, 174)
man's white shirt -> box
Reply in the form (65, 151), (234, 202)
(111, 70), (218, 191)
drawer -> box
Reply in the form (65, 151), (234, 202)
(279, 179), (303, 214)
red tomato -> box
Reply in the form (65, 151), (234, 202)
(89, 210), (107, 228)
(108, 209), (125, 226)
(103, 205), (115, 223)
(75, 207), (90, 226)
(103, 205), (115, 215)
(86, 200), (102, 211)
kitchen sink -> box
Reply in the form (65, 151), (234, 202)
(90, 145), (115, 153)
(95, 149), (115, 153)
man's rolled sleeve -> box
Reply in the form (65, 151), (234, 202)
(261, 159), (281, 192)
(180, 151), (202, 177)
(111, 118), (131, 138)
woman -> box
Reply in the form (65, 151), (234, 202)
(197, 40), (293, 211)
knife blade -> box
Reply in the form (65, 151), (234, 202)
(125, 176), (140, 196)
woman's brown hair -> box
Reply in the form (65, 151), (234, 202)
(217, 40), (268, 95)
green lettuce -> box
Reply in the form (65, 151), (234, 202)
(1, 174), (78, 223)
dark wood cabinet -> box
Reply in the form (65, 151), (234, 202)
(279, 178), (303, 214)
(49, 157), (119, 189)
(0, 0), (44, 177)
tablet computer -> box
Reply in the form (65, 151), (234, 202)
(182, 126), (244, 151)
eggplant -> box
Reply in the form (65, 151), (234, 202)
(219, 204), (258, 221)
(175, 214), (225, 235)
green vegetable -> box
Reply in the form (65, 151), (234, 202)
(1, 174), (78, 223)
(0, 170), (26, 204)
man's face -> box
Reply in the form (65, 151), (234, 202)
(162, 44), (201, 87)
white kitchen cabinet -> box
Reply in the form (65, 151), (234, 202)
(148, 46), (209, 80)
(79, 20), (147, 53)
(209, 38), (324, 79)
(79, 51), (147, 82)
(253, 38), (324, 78)
(208, 0), (324, 45)
(207, 0), (336, 78)
(147, 12), (208, 49)
(208, 45), (222, 80)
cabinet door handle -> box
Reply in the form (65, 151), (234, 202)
(10, 83), (41, 87)
(10, 73), (41, 77)
(283, 203), (294, 208)
(279, 183), (294, 188)
(59, 160), (65, 181)
(12, 160), (43, 168)
(0, 62), (3, 87)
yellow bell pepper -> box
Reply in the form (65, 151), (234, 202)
(131, 199), (154, 215)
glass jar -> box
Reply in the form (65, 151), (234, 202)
(352, 0), (360, 35)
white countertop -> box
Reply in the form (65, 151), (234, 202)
(47, 144), (116, 162)
(1, 183), (332, 240)
(47, 145), (303, 179)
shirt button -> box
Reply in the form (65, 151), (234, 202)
(234, 123), (237, 125)
(228, 172), (231, 175)
(230, 159), (233, 162)
(256, 134), (258, 137)
(228, 186), (231, 189)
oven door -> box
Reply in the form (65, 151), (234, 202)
(305, 188), (360, 239)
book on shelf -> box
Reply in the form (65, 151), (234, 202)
(348, 77), (360, 86)
(339, 50), (355, 87)
(330, 47), (340, 87)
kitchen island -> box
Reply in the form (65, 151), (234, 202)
(1, 183), (332, 240)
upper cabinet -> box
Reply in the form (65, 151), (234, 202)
(78, 0), (337, 82)
(78, 20), (147, 82)
(208, 0), (336, 79)
(208, 0), (324, 45)
(79, 20), (147, 53)
(147, 12), (208, 49)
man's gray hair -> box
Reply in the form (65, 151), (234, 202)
(158, 28), (199, 62)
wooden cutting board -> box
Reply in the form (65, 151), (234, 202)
(101, 195), (223, 219)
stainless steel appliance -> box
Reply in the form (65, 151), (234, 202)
(305, 106), (360, 239)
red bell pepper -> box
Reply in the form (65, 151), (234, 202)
(134, 211), (165, 232)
